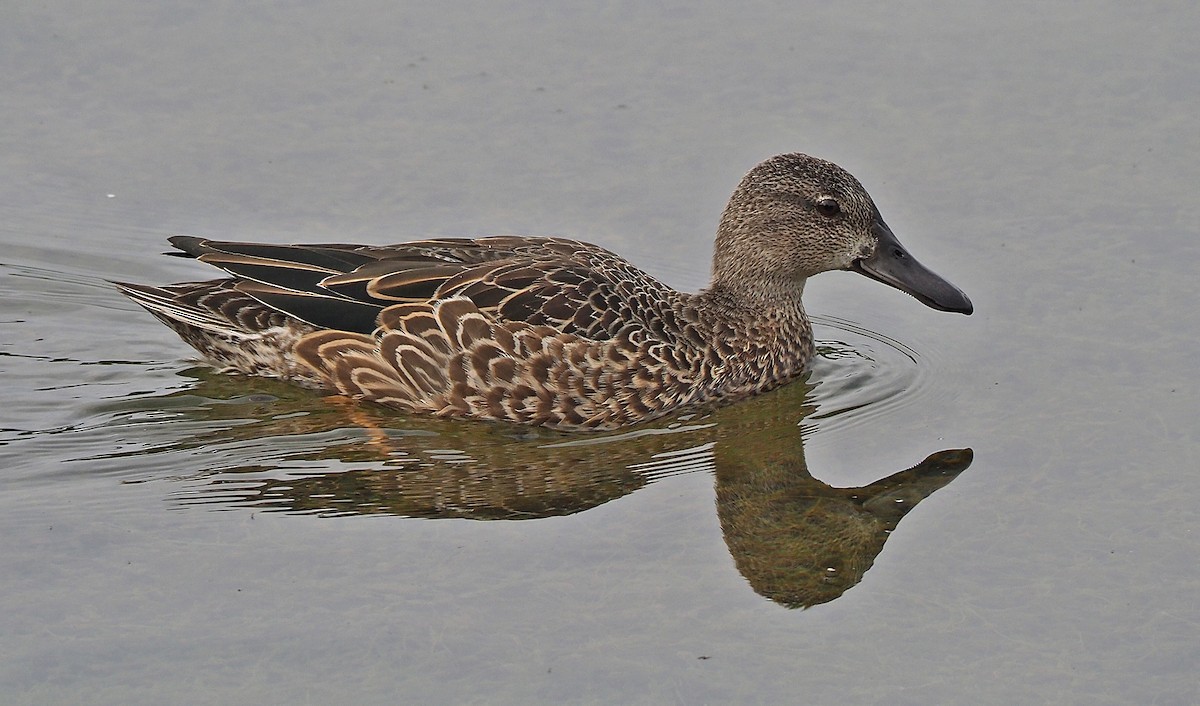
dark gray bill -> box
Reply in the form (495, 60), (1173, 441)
(851, 217), (973, 315)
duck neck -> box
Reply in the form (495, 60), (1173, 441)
(681, 278), (814, 394)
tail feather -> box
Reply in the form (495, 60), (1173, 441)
(115, 279), (321, 384)
(113, 281), (242, 336)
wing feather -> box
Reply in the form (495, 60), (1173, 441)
(153, 234), (679, 344)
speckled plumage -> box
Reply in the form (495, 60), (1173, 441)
(116, 153), (972, 430)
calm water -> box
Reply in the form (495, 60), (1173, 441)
(3, 2), (1198, 704)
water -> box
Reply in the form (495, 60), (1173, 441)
(3, 2), (1198, 704)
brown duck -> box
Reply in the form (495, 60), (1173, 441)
(116, 153), (972, 430)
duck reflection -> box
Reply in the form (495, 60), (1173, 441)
(138, 367), (971, 608)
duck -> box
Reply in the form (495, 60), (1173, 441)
(116, 153), (972, 431)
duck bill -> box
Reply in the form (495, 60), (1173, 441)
(851, 217), (973, 314)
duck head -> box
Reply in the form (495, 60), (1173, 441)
(713, 153), (973, 315)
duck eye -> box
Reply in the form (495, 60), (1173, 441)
(815, 198), (841, 218)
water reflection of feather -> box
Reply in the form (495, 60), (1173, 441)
(132, 369), (972, 608)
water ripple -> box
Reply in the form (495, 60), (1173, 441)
(804, 314), (931, 435)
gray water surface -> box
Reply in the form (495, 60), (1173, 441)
(2, 2), (1198, 704)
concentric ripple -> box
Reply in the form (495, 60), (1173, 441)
(803, 314), (935, 435)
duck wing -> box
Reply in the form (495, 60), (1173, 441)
(167, 235), (675, 339)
